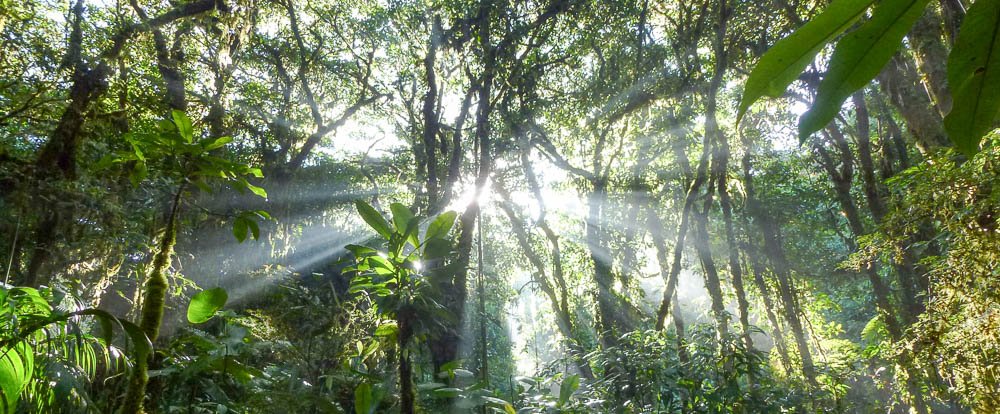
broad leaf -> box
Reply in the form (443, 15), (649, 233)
(425, 211), (457, 240)
(738, 0), (876, 123)
(354, 383), (376, 414)
(171, 110), (194, 143)
(239, 179), (268, 199)
(201, 136), (233, 151)
(373, 322), (398, 337)
(799, 0), (931, 142)
(187, 287), (228, 324)
(355, 201), (391, 239)
(389, 203), (414, 234)
(944, 0), (1000, 155)
(558, 374), (580, 406)
(0, 342), (32, 412)
(233, 218), (249, 243)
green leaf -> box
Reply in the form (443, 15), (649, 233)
(389, 203), (414, 234)
(425, 211), (457, 240)
(944, 0), (1000, 155)
(187, 287), (228, 324)
(431, 387), (463, 398)
(247, 219), (260, 241)
(233, 218), (249, 243)
(241, 179), (268, 199)
(354, 383), (375, 414)
(423, 238), (452, 260)
(738, 0), (876, 123)
(558, 374), (580, 406)
(355, 201), (391, 239)
(373, 322), (398, 337)
(171, 110), (194, 143)
(402, 219), (420, 251)
(345, 244), (378, 257)
(0, 342), (32, 412)
(119, 320), (152, 362)
(201, 136), (233, 151)
(799, 0), (932, 142)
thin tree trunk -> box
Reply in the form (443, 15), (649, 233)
(398, 305), (415, 414)
(815, 125), (904, 338)
(907, 7), (951, 115)
(587, 178), (626, 346)
(741, 143), (817, 386)
(25, 0), (221, 286)
(431, 0), (495, 372)
(743, 240), (793, 375)
(691, 175), (730, 338)
(648, 206), (689, 363)
(496, 187), (594, 379)
(877, 54), (949, 153)
(121, 185), (184, 413)
(712, 110), (752, 348)
(422, 17), (441, 210)
(853, 93), (924, 323)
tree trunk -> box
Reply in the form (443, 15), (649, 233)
(853, 93), (924, 323)
(907, 7), (951, 115)
(496, 188), (594, 379)
(743, 240), (793, 375)
(121, 186), (184, 413)
(877, 54), (949, 153)
(422, 17), (441, 211)
(430, 1), (495, 373)
(741, 143), (817, 385)
(691, 176), (730, 338)
(27, 0), (221, 285)
(712, 113), (752, 349)
(587, 178), (626, 346)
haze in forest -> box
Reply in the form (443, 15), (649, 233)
(1, 0), (999, 413)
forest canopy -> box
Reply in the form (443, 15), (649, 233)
(1, 0), (998, 413)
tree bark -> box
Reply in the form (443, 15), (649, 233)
(25, 0), (222, 286)
(741, 142), (817, 386)
(422, 17), (441, 210)
(121, 185), (184, 413)
(907, 7), (952, 115)
(691, 175), (730, 338)
(430, 0), (495, 373)
(877, 54), (949, 153)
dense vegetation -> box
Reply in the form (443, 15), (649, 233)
(1, 0), (998, 412)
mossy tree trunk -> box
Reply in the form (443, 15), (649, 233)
(120, 185), (184, 414)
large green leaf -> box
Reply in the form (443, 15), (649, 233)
(354, 383), (376, 414)
(944, 0), (1000, 155)
(558, 374), (579, 406)
(355, 201), (391, 239)
(0, 342), (32, 413)
(389, 203), (414, 234)
(737, 0), (876, 123)
(171, 110), (194, 143)
(187, 287), (228, 324)
(425, 211), (457, 240)
(799, 0), (932, 142)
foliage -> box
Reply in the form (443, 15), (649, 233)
(0, 286), (149, 413)
(741, 0), (1000, 153)
(860, 135), (1000, 411)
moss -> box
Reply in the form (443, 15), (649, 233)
(120, 193), (179, 414)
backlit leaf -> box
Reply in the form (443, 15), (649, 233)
(944, 0), (1000, 155)
(799, 0), (931, 142)
(738, 0), (876, 123)
(187, 287), (228, 324)
(356, 201), (391, 239)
